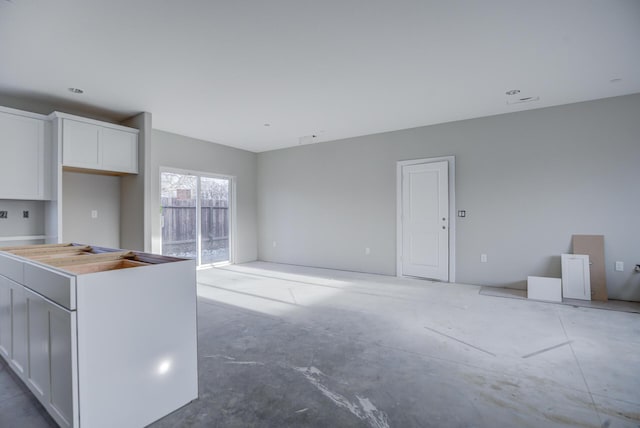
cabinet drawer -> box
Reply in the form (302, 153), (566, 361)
(23, 264), (75, 310)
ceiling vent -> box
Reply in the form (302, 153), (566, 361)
(506, 96), (539, 105)
(298, 134), (319, 145)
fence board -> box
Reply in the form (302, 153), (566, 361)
(161, 197), (228, 246)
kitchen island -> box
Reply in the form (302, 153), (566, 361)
(0, 243), (198, 428)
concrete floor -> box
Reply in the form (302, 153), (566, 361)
(1, 261), (639, 427)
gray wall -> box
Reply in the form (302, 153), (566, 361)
(0, 200), (44, 237)
(150, 130), (258, 263)
(120, 112), (152, 251)
(257, 94), (640, 301)
(62, 171), (121, 248)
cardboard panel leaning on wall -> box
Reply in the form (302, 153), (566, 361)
(256, 94), (640, 301)
(573, 234), (607, 302)
(150, 130), (258, 263)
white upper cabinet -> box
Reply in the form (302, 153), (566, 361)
(62, 120), (100, 169)
(0, 107), (49, 200)
(62, 116), (138, 174)
(100, 127), (138, 173)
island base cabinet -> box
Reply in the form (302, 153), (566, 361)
(0, 246), (197, 428)
(76, 260), (197, 428)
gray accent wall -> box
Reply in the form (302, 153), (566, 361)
(62, 171), (121, 248)
(257, 94), (640, 301)
(150, 130), (258, 263)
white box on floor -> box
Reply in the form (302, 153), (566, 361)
(527, 276), (562, 302)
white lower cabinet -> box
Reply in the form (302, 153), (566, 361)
(0, 275), (75, 428)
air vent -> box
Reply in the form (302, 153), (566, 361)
(298, 135), (318, 145)
(507, 96), (540, 105)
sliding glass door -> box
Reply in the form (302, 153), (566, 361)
(200, 176), (230, 264)
(160, 170), (232, 266)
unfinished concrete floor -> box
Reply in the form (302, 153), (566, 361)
(1, 262), (639, 427)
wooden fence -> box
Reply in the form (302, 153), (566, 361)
(161, 197), (229, 248)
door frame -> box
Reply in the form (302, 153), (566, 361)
(159, 166), (237, 267)
(396, 156), (456, 282)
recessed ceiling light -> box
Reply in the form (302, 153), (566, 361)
(68, 87), (84, 94)
(505, 89), (520, 96)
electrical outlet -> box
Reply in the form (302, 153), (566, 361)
(0, 211), (7, 219)
(365, 247), (371, 255)
(91, 210), (98, 219)
(481, 254), (488, 263)
(23, 210), (29, 218)
(615, 261), (624, 272)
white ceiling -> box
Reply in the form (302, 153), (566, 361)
(1, 1), (639, 152)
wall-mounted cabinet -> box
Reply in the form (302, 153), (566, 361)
(1, 105), (143, 249)
(0, 107), (50, 200)
(60, 115), (138, 175)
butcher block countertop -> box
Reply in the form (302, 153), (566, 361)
(0, 243), (161, 274)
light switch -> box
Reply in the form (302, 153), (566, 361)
(615, 261), (624, 272)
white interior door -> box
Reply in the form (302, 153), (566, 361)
(401, 161), (449, 281)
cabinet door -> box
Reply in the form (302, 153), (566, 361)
(49, 305), (74, 427)
(0, 276), (12, 359)
(101, 127), (138, 173)
(11, 282), (28, 377)
(561, 254), (591, 300)
(62, 119), (100, 169)
(26, 290), (50, 400)
(0, 111), (45, 199)
(23, 287), (74, 428)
